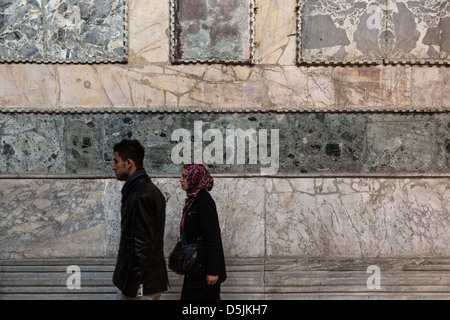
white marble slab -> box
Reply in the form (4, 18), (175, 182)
(1, 177), (449, 260)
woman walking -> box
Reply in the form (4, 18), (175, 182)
(178, 164), (227, 300)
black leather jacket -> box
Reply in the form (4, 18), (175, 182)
(113, 169), (168, 297)
(182, 189), (227, 289)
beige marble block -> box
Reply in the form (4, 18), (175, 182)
(254, 0), (297, 65)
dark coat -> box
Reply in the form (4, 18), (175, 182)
(113, 169), (168, 297)
(182, 189), (227, 289)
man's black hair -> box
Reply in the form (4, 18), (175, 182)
(113, 139), (145, 169)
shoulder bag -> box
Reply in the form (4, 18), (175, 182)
(169, 237), (202, 275)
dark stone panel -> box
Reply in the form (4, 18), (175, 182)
(0, 112), (448, 176)
(365, 116), (436, 173)
(276, 113), (366, 174)
(65, 114), (106, 174)
(0, 0), (44, 61)
(172, 0), (253, 62)
(0, 113), (65, 174)
(103, 113), (136, 163)
(436, 112), (450, 170)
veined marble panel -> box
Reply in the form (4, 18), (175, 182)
(298, 0), (450, 64)
(385, 0), (449, 63)
(104, 178), (266, 258)
(0, 179), (106, 258)
(253, 0), (297, 65)
(0, 0), (127, 63)
(209, 178), (266, 258)
(1, 177), (449, 260)
(0, 64), (448, 112)
(266, 178), (450, 258)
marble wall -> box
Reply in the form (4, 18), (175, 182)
(0, 112), (448, 176)
(5, 0), (448, 65)
(0, 0), (449, 277)
(0, 179), (107, 258)
(1, 177), (449, 260)
(0, 111), (447, 260)
(0, 0), (449, 112)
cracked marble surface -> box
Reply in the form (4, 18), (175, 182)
(0, 64), (448, 112)
(0, 179), (106, 258)
(266, 178), (450, 257)
(0, 0), (126, 62)
(1, 177), (449, 258)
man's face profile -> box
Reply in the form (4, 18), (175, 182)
(113, 152), (129, 181)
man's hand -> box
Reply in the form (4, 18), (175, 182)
(206, 275), (219, 286)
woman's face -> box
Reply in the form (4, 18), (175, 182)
(179, 169), (188, 191)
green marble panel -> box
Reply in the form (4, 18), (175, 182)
(0, 0), (127, 63)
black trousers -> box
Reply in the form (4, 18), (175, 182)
(180, 283), (221, 300)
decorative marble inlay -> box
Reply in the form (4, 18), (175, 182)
(170, 0), (255, 63)
(0, 0), (127, 63)
(0, 112), (448, 176)
(385, 0), (450, 63)
(298, 0), (450, 64)
(299, 0), (386, 64)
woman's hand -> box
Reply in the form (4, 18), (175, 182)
(206, 274), (219, 286)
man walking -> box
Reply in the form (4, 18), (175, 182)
(112, 139), (168, 300)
